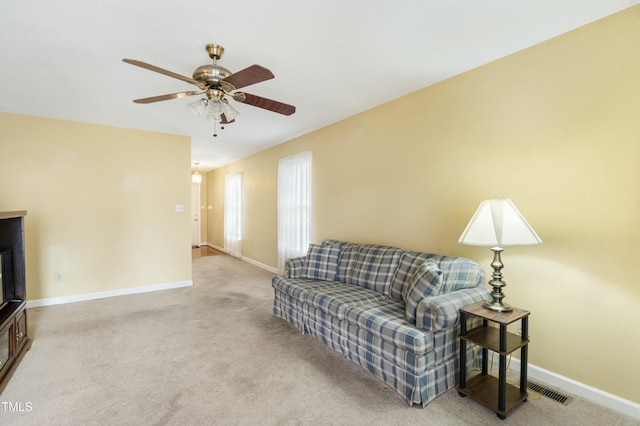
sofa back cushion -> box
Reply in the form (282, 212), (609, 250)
(346, 244), (403, 295)
(321, 240), (359, 282)
(300, 243), (340, 281)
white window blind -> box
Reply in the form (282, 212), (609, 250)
(277, 151), (312, 272)
(224, 172), (243, 257)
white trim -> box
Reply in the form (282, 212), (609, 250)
(507, 358), (640, 420)
(205, 242), (225, 252)
(240, 256), (279, 274)
(203, 243), (279, 274)
(26, 280), (193, 308)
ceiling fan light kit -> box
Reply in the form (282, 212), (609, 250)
(188, 97), (240, 124)
(123, 43), (295, 137)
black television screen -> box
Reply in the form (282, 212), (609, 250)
(0, 249), (12, 307)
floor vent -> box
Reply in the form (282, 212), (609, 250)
(527, 381), (573, 406)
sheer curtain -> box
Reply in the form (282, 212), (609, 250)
(224, 172), (243, 257)
(277, 151), (312, 272)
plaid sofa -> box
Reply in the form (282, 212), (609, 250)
(272, 240), (491, 407)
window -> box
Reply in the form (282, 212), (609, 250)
(277, 151), (312, 272)
(224, 173), (242, 257)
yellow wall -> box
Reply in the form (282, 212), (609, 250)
(206, 7), (640, 403)
(0, 113), (192, 300)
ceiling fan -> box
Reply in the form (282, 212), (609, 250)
(123, 43), (295, 134)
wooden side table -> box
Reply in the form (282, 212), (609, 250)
(457, 301), (530, 419)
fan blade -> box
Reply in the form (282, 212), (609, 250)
(133, 91), (201, 104)
(123, 59), (203, 88)
(223, 65), (274, 90)
(237, 93), (296, 116)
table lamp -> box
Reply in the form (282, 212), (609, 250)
(458, 198), (542, 312)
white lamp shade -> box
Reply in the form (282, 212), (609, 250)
(458, 198), (542, 247)
(191, 172), (202, 184)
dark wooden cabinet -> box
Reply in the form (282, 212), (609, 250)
(457, 301), (529, 419)
(0, 321), (12, 375)
(0, 211), (31, 394)
(15, 307), (28, 354)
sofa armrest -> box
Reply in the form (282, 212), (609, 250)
(415, 286), (491, 332)
(285, 257), (306, 278)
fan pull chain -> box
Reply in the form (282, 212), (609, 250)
(212, 122), (226, 138)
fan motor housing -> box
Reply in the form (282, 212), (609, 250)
(193, 64), (232, 84)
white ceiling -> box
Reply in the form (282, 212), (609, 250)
(2, 1), (638, 172)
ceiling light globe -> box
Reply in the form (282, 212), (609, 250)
(223, 100), (240, 121)
(188, 99), (208, 117)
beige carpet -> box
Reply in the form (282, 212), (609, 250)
(0, 254), (635, 425)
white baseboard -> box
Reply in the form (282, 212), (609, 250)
(202, 243), (279, 274)
(26, 280), (193, 308)
(240, 256), (279, 274)
(203, 242), (225, 252)
(508, 358), (640, 420)
(202, 242), (232, 257)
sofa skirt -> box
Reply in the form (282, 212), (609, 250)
(273, 291), (307, 333)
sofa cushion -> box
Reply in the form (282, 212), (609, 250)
(347, 244), (403, 295)
(402, 261), (443, 324)
(300, 243), (340, 281)
(343, 299), (433, 355)
(303, 284), (386, 320)
(272, 275), (339, 300)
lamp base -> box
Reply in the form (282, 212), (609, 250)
(482, 247), (514, 313)
(482, 300), (513, 312)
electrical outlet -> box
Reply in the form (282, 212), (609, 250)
(55, 273), (63, 282)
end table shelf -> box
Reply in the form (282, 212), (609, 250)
(457, 301), (530, 420)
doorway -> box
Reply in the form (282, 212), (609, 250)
(191, 182), (201, 247)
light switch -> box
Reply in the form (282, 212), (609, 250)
(175, 204), (184, 212)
